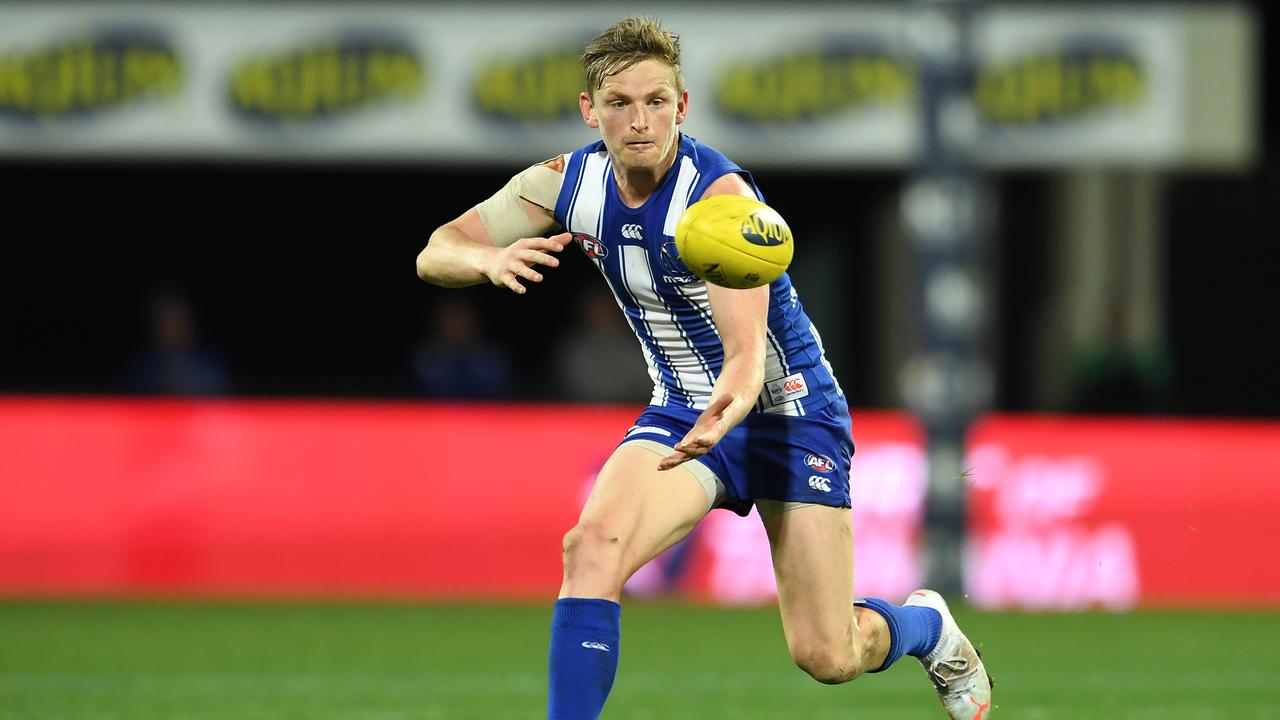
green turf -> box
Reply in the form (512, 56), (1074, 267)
(1, 601), (1277, 719)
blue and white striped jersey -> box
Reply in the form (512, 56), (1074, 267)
(552, 134), (842, 416)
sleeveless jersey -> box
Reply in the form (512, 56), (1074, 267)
(552, 134), (842, 416)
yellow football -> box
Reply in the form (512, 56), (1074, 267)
(674, 194), (794, 289)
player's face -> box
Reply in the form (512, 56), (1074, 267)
(581, 59), (688, 174)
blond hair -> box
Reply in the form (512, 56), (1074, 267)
(581, 17), (684, 98)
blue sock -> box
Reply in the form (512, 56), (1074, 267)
(856, 597), (943, 672)
(548, 598), (621, 720)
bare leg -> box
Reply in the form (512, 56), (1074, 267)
(559, 443), (713, 600)
(548, 443), (715, 719)
(761, 504), (890, 683)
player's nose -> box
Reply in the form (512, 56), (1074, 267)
(629, 105), (648, 131)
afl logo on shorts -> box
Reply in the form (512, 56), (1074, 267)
(804, 453), (835, 474)
(573, 232), (608, 259)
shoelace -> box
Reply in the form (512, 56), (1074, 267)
(927, 656), (971, 690)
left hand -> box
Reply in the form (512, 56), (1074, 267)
(658, 395), (735, 471)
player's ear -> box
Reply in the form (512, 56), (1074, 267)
(580, 91), (599, 129)
(675, 88), (689, 125)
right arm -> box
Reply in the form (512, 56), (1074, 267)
(416, 162), (570, 295)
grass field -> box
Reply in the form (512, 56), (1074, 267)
(1, 601), (1277, 719)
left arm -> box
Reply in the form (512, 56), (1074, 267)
(658, 173), (769, 471)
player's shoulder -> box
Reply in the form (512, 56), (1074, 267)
(679, 134), (759, 202)
(678, 134), (738, 170)
(553, 141), (610, 185)
(539, 154), (567, 174)
(699, 172), (756, 201)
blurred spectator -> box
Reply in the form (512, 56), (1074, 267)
(554, 286), (652, 404)
(1069, 298), (1174, 414)
(411, 298), (512, 400)
(129, 287), (230, 396)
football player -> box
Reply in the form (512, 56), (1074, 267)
(415, 17), (992, 720)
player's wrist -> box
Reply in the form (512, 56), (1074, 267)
(475, 243), (504, 284)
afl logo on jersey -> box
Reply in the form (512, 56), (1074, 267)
(573, 232), (608, 259)
(804, 453), (835, 474)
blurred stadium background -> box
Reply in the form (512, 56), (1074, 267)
(1, 1), (1278, 718)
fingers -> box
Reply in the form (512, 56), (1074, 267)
(500, 272), (527, 295)
(673, 435), (712, 456)
(496, 235), (569, 295)
(500, 268), (535, 295)
(659, 433), (715, 470)
(517, 248), (560, 269)
(659, 407), (728, 470)
(657, 449), (690, 471)
(518, 235), (570, 253)
(674, 401), (729, 454)
(513, 265), (543, 284)
(500, 266), (544, 295)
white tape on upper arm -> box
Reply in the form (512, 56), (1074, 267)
(476, 175), (535, 248)
(475, 162), (565, 247)
(515, 164), (564, 211)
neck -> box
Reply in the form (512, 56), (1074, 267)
(612, 138), (679, 208)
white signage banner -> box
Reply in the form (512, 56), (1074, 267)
(0, 3), (1226, 166)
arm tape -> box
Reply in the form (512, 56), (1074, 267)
(475, 163), (565, 248)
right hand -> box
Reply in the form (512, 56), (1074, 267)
(485, 232), (571, 295)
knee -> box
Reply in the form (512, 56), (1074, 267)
(561, 521), (625, 578)
(790, 640), (861, 685)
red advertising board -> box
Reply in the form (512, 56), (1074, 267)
(966, 415), (1280, 609)
(5, 398), (1274, 607)
(0, 397), (923, 602)
(0, 398), (635, 599)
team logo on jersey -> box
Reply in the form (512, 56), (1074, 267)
(621, 224), (644, 240)
(805, 453), (835, 474)
(573, 232), (608, 259)
(659, 240), (699, 285)
(808, 475), (832, 493)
